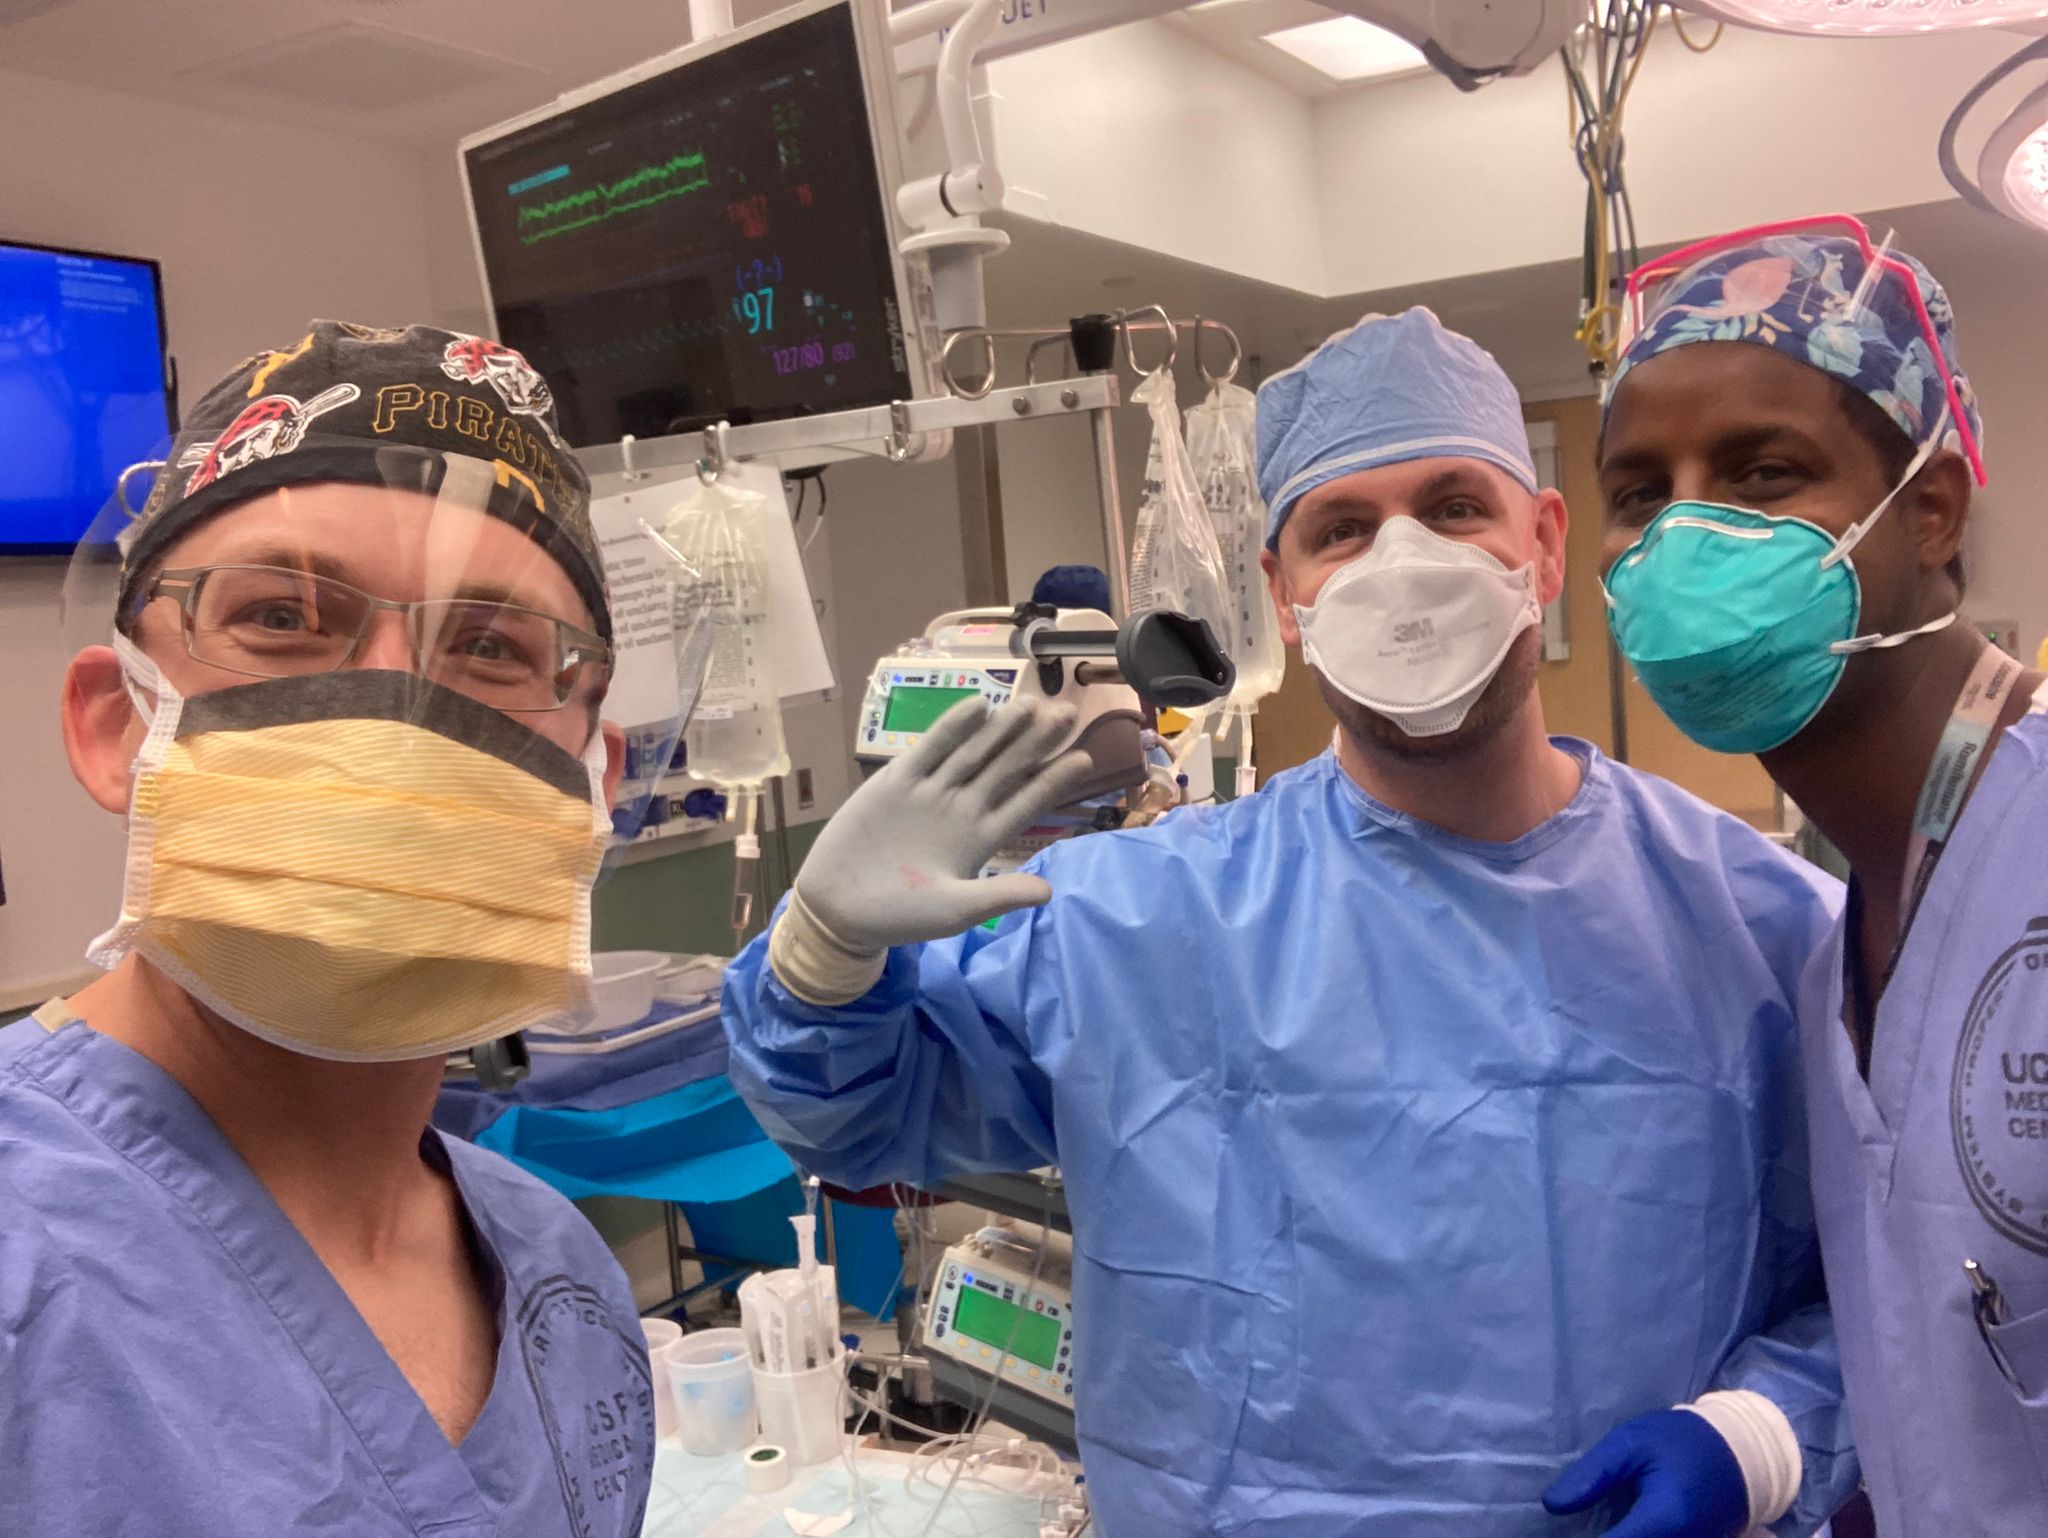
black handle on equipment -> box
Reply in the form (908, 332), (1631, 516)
(1019, 607), (1234, 710)
(1117, 610), (1235, 709)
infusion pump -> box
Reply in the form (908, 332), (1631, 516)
(857, 605), (1153, 805)
(923, 1234), (1076, 1408)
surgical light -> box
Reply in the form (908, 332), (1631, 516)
(1261, 16), (1429, 80)
(1676, 0), (2048, 35)
(1940, 38), (2048, 234)
(1982, 83), (2048, 228)
(2005, 119), (2048, 222)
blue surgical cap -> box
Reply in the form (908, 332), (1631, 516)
(1255, 307), (1538, 547)
(1032, 563), (1113, 613)
(1608, 234), (1982, 468)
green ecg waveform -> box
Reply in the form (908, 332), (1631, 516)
(516, 152), (711, 245)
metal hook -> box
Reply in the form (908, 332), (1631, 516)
(115, 459), (165, 520)
(942, 329), (999, 400)
(1024, 335), (1071, 387)
(697, 421), (732, 485)
(884, 400), (916, 462)
(1119, 306), (1178, 380)
(1195, 317), (1242, 388)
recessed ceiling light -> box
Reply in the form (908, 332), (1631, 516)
(1187, 0), (1258, 10)
(1262, 16), (1428, 83)
(1676, 0), (2048, 35)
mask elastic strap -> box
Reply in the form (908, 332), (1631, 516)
(109, 631), (182, 753)
(578, 721), (614, 832)
(85, 634), (188, 976)
(1821, 407), (1949, 572)
(1832, 610), (1957, 657)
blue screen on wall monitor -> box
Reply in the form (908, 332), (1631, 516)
(0, 240), (173, 555)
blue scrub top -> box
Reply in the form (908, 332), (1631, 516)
(724, 743), (1858, 1536)
(0, 1017), (655, 1537)
(1803, 702), (2048, 1534)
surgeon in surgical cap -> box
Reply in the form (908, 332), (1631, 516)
(723, 306), (1860, 1536)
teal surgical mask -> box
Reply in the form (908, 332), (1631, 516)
(1604, 429), (1953, 755)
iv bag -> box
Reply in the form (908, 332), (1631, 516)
(658, 478), (791, 791)
(1187, 381), (1284, 709)
(1127, 369), (1234, 675)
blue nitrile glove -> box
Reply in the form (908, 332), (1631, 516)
(1543, 1410), (1750, 1538)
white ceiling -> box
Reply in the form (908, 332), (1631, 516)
(0, 0), (797, 148)
(0, 0), (1406, 152)
(1165, 0), (1432, 95)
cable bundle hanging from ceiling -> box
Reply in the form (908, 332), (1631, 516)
(1562, 2), (1665, 377)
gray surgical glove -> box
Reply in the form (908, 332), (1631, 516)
(769, 696), (1097, 1005)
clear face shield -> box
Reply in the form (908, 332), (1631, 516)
(1617, 213), (1988, 485)
(60, 434), (710, 1061)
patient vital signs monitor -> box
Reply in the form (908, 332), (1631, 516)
(460, 0), (939, 447)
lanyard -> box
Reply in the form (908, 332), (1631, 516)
(1843, 646), (2024, 1066)
(1898, 644), (2023, 920)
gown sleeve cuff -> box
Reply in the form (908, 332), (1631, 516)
(1680, 1389), (1802, 1532)
(770, 885), (889, 1006)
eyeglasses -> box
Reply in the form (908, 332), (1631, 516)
(135, 564), (612, 713)
(1620, 213), (1987, 485)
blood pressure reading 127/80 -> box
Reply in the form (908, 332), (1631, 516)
(464, 2), (911, 446)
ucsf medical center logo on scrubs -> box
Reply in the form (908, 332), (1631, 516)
(519, 1275), (658, 1534)
(1953, 917), (2048, 1256)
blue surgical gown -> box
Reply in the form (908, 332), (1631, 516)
(0, 1015), (655, 1537)
(724, 743), (1858, 1536)
(1802, 703), (2048, 1534)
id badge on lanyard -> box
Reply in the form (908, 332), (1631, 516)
(1899, 646), (2026, 921)
(1844, 646), (2026, 1056)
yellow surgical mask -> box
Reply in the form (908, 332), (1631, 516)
(90, 635), (612, 1061)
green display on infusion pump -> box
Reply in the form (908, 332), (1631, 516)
(882, 684), (982, 735)
(952, 1285), (1060, 1369)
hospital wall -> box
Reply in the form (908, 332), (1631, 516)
(1888, 202), (2048, 668)
(987, 19), (1326, 296)
(988, 20), (2017, 302)
(0, 65), (445, 1011)
(0, 63), (1001, 1008)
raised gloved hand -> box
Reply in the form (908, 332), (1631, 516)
(1542, 1409), (1753, 1538)
(769, 696), (1098, 1005)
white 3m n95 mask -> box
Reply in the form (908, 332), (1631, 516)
(1292, 516), (1542, 738)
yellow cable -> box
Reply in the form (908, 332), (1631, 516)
(1669, 9), (1724, 53)
(1580, 7), (1656, 372)
(1620, 7), (1656, 101)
